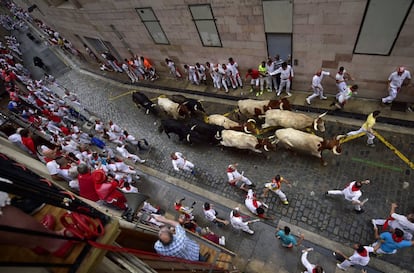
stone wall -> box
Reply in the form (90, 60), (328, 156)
(16, 0), (414, 101)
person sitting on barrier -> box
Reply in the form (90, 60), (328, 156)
(200, 227), (226, 246)
(77, 163), (100, 202)
(152, 214), (210, 262)
(174, 198), (196, 220)
(123, 130), (149, 151)
(92, 168), (127, 210)
(116, 143), (146, 164)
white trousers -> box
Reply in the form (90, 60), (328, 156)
(382, 87), (398, 103)
(278, 79), (291, 94)
(347, 127), (375, 145)
(336, 81), (347, 93)
(232, 73), (243, 87)
(307, 85), (325, 101)
(188, 72), (199, 85)
(180, 161), (194, 172)
(327, 190), (361, 210)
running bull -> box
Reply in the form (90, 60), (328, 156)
(216, 129), (275, 153)
(272, 128), (343, 165)
(261, 110), (327, 132)
(238, 98), (291, 117)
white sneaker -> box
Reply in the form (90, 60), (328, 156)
(320, 96), (327, 100)
(302, 248), (313, 253)
(140, 160), (146, 163)
(306, 98), (311, 105)
(276, 92), (281, 96)
(286, 92), (292, 97)
(219, 236), (226, 246)
(336, 263), (346, 270)
(246, 229), (254, 234)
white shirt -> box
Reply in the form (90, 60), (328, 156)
(121, 185), (139, 193)
(204, 208), (217, 222)
(116, 146), (130, 158)
(227, 169), (243, 182)
(46, 160), (59, 175)
(245, 190), (262, 215)
(388, 70), (411, 88)
(196, 64), (206, 75)
(230, 211), (248, 230)
(312, 71), (330, 87)
(342, 181), (362, 201)
(335, 71), (345, 82)
(172, 152), (186, 171)
(227, 62), (239, 75)
(8, 133), (22, 143)
(270, 65), (294, 79)
(95, 123), (104, 133)
(126, 134), (138, 145)
(389, 213), (414, 239)
(348, 246), (374, 266)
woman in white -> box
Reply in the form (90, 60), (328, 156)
(230, 208), (254, 234)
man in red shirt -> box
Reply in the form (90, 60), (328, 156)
(19, 128), (36, 155)
(77, 164), (99, 202)
(245, 68), (260, 95)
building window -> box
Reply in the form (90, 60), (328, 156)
(188, 4), (222, 47)
(354, 0), (413, 55)
(136, 8), (169, 45)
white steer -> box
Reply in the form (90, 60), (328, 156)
(207, 114), (257, 133)
(237, 98), (290, 117)
(217, 130), (273, 153)
(273, 128), (342, 165)
(157, 97), (188, 120)
(261, 109), (327, 132)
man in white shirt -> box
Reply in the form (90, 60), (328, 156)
(229, 207), (254, 234)
(195, 63), (206, 85)
(183, 64), (199, 85)
(326, 180), (370, 213)
(306, 69), (331, 105)
(170, 152), (194, 174)
(226, 163), (254, 192)
(265, 58), (276, 92)
(335, 66), (352, 93)
(269, 62), (294, 97)
(203, 202), (229, 226)
(382, 66), (411, 104)
(334, 243), (374, 270)
(372, 202), (414, 240)
(227, 57), (243, 89)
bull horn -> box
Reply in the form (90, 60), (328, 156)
(271, 139), (279, 145)
(264, 145), (269, 152)
(279, 102), (284, 110)
(186, 134), (191, 143)
(268, 135), (276, 139)
(247, 118), (256, 124)
(244, 126), (251, 134)
(194, 105), (198, 111)
(336, 134), (346, 140)
(146, 109), (150, 115)
(190, 125), (197, 131)
(332, 145), (341, 155)
(215, 131), (221, 140)
(313, 120), (318, 131)
(318, 111), (328, 118)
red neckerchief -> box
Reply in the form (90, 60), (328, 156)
(227, 167), (234, 172)
(383, 216), (395, 230)
(358, 248), (368, 257)
(392, 233), (404, 243)
(252, 199), (259, 208)
(351, 184), (360, 191)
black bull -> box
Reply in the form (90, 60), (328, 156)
(132, 92), (158, 115)
(158, 119), (223, 144)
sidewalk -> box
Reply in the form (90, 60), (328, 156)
(50, 45), (414, 130)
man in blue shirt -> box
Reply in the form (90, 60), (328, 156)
(276, 226), (304, 248)
(373, 227), (414, 254)
(153, 214), (209, 262)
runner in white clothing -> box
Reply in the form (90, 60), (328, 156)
(229, 208), (255, 234)
(372, 202), (414, 240)
(334, 244), (374, 271)
(382, 66), (411, 104)
(269, 62), (294, 97)
(326, 180), (370, 213)
(228, 57), (243, 88)
(170, 152), (194, 174)
(335, 66), (352, 93)
(226, 163), (254, 192)
(306, 69), (331, 104)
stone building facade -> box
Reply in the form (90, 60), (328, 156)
(15, 0), (414, 101)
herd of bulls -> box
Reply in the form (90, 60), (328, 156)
(132, 92), (343, 165)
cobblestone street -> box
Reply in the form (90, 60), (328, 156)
(53, 69), (413, 271)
